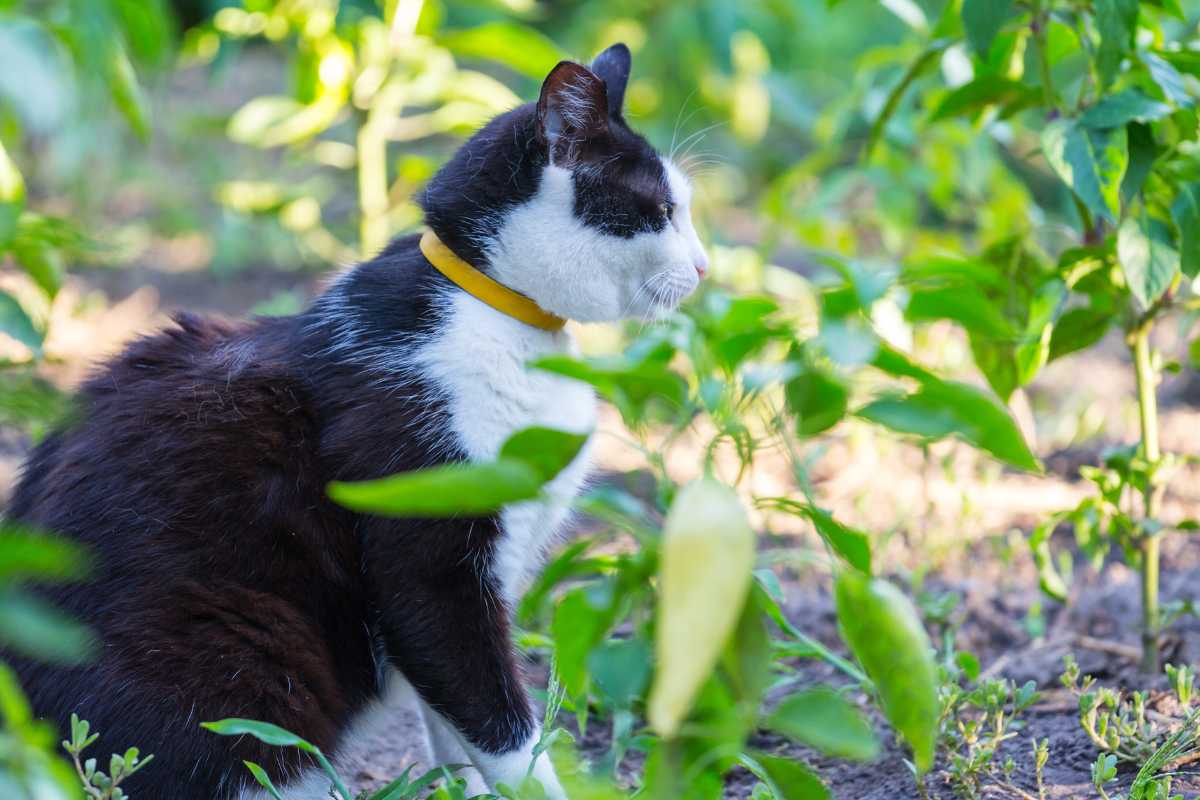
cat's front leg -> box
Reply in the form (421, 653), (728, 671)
(370, 554), (566, 799)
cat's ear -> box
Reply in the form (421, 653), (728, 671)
(536, 61), (609, 163)
(591, 43), (631, 117)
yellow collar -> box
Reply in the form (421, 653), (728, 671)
(419, 230), (567, 332)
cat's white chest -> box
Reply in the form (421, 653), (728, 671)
(415, 293), (595, 605)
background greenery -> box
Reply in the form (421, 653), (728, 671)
(2, 0), (1200, 798)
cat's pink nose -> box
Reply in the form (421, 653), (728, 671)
(694, 254), (709, 278)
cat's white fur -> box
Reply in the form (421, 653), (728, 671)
(239, 160), (703, 800)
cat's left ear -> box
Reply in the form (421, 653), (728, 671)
(591, 43), (631, 117)
(537, 61), (610, 163)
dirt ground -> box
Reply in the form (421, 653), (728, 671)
(3, 258), (1200, 800)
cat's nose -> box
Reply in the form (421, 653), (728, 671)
(694, 253), (709, 278)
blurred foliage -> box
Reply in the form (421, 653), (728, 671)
(0, 0), (1199, 797)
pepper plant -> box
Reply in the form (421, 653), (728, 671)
(842, 0), (1200, 672)
(305, 254), (1041, 798)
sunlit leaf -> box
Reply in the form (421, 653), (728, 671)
(1041, 118), (1128, 223)
(766, 687), (880, 760)
(0, 139), (24, 249)
(0, 525), (89, 583)
(834, 571), (938, 773)
(498, 426), (589, 483)
(1118, 212), (1180, 309)
(107, 43), (150, 141)
(0, 291), (43, 355)
(243, 762), (285, 800)
(441, 22), (567, 80)
(1081, 89), (1173, 128)
(1143, 52), (1191, 107)
(201, 719), (318, 752)
(648, 479), (755, 737)
(329, 460), (541, 517)
(858, 380), (1039, 471)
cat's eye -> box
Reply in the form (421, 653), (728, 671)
(659, 201), (675, 220)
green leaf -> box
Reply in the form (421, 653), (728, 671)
(243, 762), (285, 800)
(1120, 123), (1157, 205)
(648, 479), (755, 737)
(962, 0), (1014, 57)
(1118, 212), (1180, 308)
(1082, 90), (1173, 128)
(766, 687), (881, 760)
(107, 44), (150, 141)
(866, 39), (951, 157)
(329, 425), (586, 518)
(804, 507), (871, 574)
(533, 354), (687, 427)
(588, 637), (651, 710)
(328, 460), (542, 518)
(834, 571), (938, 773)
(0, 139), (25, 249)
(1172, 183), (1200, 278)
(785, 367), (848, 437)
(201, 719), (317, 752)
(930, 75), (1036, 121)
(0, 290), (43, 355)
(12, 239), (64, 299)
(0, 525), (89, 582)
(552, 584), (615, 697)
(1143, 52), (1191, 107)
(498, 426), (589, 483)
(858, 380), (1039, 472)
(1041, 119), (1128, 223)
(753, 753), (830, 800)
(1048, 307), (1114, 362)
(0, 589), (94, 664)
(1095, 0), (1138, 89)
(1029, 518), (1069, 601)
(906, 285), (1016, 341)
(441, 22), (567, 80)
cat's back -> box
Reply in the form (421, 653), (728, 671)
(7, 311), (351, 587)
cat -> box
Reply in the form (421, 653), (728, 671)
(5, 43), (706, 799)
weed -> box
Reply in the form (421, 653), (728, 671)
(62, 714), (153, 800)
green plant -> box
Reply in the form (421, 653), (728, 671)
(0, 524), (96, 797)
(203, 718), (475, 800)
(209, 0), (559, 261)
(315, 255), (1042, 796)
(846, 0), (1200, 674)
(0, 0), (170, 359)
(1061, 654), (1200, 770)
(938, 669), (1041, 800)
(62, 714), (154, 800)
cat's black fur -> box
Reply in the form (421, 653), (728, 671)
(4, 45), (670, 798)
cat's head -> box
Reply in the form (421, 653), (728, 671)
(420, 44), (707, 323)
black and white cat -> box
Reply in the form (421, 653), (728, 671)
(6, 44), (705, 799)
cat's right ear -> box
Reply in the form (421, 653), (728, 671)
(536, 61), (609, 165)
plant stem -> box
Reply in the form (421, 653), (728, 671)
(357, 115), (388, 259)
(1032, 0), (1059, 112)
(1132, 324), (1162, 673)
